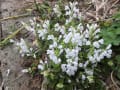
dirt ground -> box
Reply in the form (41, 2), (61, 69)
(0, 0), (42, 90)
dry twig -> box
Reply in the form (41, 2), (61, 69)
(111, 71), (120, 90)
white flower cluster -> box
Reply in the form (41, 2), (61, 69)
(38, 20), (50, 40)
(88, 44), (112, 64)
(53, 4), (61, 17)
(16, 1), (112, 83)
(65, 2), (82, 24)
(16, 38), (30, 57)
(36, 20), (112, 78)
(21, 18), (37, 35)
(16, 38), (36, 58)
(47, 23), (111, 79)
(60, 23), (112, 77)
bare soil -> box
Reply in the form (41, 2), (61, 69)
(0, 0), (42, 90)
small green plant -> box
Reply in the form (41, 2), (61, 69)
(15, 1), (112, 90)
(100, 12), (120, 84)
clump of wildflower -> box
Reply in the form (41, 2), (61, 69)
(16, 1), (112, 90)
(53, 4), (61, 17)
(65, 2), (82, 24)
(16, 38), (30, 57)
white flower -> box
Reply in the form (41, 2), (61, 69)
(63, 32), (72, 43)
(58, 35), (62, 40)
(47, 35), (55, 40)
(26, 54), (30, 56)
(65, 1), (81, 20)
(94, 29), (100, 35)
(59, 49), (64, 54)
(84, 61), (89, 68)
(58, 45), (63, 49)
(104, 49), (112, 58)
(47, 49), (61, 64)
(54, 23), (59, 28)
(49, 55), (57, 63)
(9, 39), (15, 43)
(106, 53), (111, 58)
(96, 57), (101, 62)
(98, 39), (104, 44)
(61, 64), (67, 72)
(65, 19), (70, 24)
(66, 69), (75, 76)
(78, 13), (82, 20)
(88, 56), (96, 63)
(73, 13), (77, 18)
(38, 64), (44, 70)
(106, 44), (112, 49)
(30, 48), (33, 51)
(40, 60), (44, 64)
(21, 21), (35, 35)
(65, 48), (79, 59)
(29, 19), (35, 26)
(62, 63), (78, 76)
(33, 54), (36, 58)
(87, 24), (98, 31)
(85, 33), (89, 38)
(43, 20), (49, 29)
(68, 79), (71, 83)
(66, 10), (71, 16)
(73, 61), (78, 67)
(99, 54), (104, 60)
(77, 23), (84, 31)
(53, 5), (61, 17)
(65, 5), (69, 10)
(47, 49), (55, 55)
(66, 59), (73, 63)
(107, 49), (112, 55)
(86, 41), (91, 45)
(73, 7), (79, 14)
(38, 29), (48, 39)
(79, 63), (83, 67)
(16, 38), (29, 56)
(102, 51), (107, 56)
(54, 23), (60, 31)
(93, 41), (100, 48)
(94, 35), (99, 39)
(60, 26), (65, 34)
(49, 41), (57, 48)
(74, 2), (78, 5)
(82, 75), (86, 81)
(85, 69), (93, 76)
(21, 69), (29, 73)
(71, 33), (81, 45)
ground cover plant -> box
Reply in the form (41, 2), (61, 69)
(0, 0), (120, 90)
(15, 1), (113, 90)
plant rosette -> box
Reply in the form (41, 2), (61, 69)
(15, 1), (112, 90)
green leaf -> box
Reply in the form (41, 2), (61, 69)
(117, 68), (120, 80)
(112, 12), (120, 20)
(116, 29), (120, 35)
(56, 83), (64, 89)
(116, 55), (120, 63)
